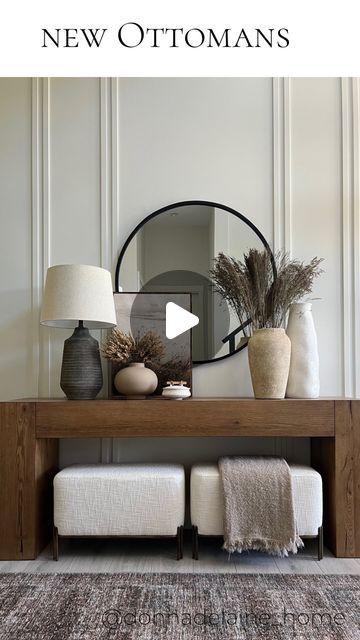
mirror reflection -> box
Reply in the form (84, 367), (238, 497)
(118, 203), (271, 364)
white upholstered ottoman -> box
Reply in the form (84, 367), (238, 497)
(53, 463), (185, 560)
(190, 463), (323, 560)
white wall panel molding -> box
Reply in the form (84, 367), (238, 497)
(100, 77), (113, 462)
(273, 78), (293, 458)
(111, 78), (121, 270)
(100, 78), (120, 462)
(272, 77), (285, 253)
(352, 78), (360, 397)
(100, 78), (112, 273)
(272, 78), (292, 256)
(100, 78), (121, 272)
(31, 78), (41, 396)
(110, 80), (123, 462)
(341, 78), (357, 397)
(31, 78), (51, 397)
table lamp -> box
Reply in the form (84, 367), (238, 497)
(40, 264), (116, 400)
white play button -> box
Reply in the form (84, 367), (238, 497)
(166, 302), (199, 339)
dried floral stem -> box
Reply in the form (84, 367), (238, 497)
(150, 356), (191, 382)
(210, 249), (323, 333)
(102, 329), (165, 365)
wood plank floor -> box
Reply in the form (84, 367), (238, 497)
(1, 533), (360, 574)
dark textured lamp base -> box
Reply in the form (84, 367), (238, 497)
(60, 323), (103, 400)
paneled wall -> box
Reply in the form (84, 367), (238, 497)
(0, 77), (359, 467)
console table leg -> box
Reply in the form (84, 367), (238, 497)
(312, 400), (360, 558)
(0, 402), (58, 560)
(333, 400), (360, 557)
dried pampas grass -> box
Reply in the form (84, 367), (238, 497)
(210, 249), (323, 332)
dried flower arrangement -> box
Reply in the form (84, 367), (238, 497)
(210, 249), (323, 333)
(102, 329), (165, 366)
(149, 356), (191, 392)
(103, 330), (191, 394)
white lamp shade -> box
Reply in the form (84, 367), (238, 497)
(40, 264), (117, 329)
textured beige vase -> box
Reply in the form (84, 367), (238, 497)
(114, 363), (158, 398)
(248, 328), (291, 399)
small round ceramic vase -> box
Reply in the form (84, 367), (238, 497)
(114, 363), (158, 398)
(248, 328), (291, 399)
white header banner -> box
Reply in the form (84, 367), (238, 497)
(1, 0), (359, 76)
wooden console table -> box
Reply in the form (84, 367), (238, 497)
(0, 398), (359, 560)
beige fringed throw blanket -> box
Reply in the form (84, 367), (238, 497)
(218, 456), (303, 556)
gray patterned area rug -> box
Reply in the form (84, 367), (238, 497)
(0, 573), (360, 639)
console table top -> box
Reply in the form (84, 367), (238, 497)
(7, 396), (359, 403)
(2, 397), (352, 438)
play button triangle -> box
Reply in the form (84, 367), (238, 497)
(166, 302), (199, 339)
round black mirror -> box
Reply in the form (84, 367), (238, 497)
(115, 200), (274, 365)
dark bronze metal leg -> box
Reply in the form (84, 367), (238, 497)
(180, 525), (184, 559)
(318, 525), (323, 561)
(176, 526), (184, 560)
(53, 526), (59, 561)
(192, 525), (199, 560)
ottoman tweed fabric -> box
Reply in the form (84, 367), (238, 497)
(54, 463), (185, 536)
(190, 463), (322, 536)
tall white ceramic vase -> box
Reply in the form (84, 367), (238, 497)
(286, 302), (320, 398)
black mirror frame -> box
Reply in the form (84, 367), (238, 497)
(115, 200), (276, 365)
